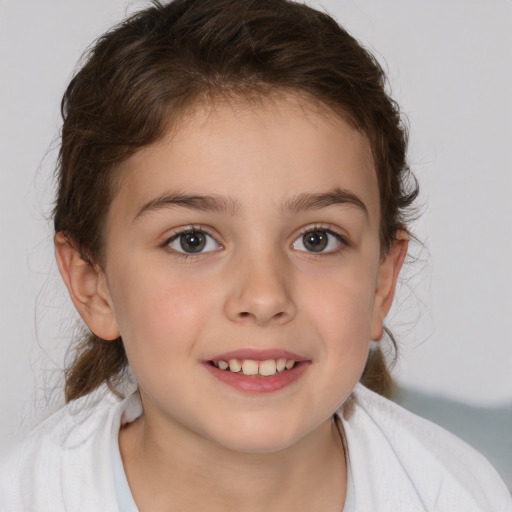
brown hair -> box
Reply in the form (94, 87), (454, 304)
(55, 0), (418, 402)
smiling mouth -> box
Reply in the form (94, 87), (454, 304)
(210, 358), (296, 376)
(206, 353), (309, 393)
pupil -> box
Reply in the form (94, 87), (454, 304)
(304, 230), (327, 252)
(180, 231), (206, 253)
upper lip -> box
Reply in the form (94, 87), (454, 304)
(207, 348), (309, 363)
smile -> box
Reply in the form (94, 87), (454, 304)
(211, 358), (296, 376)
(205, 350), (310, 393)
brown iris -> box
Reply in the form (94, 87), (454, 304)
(302, 230), (328, 252)
(179, 231), (207, 253)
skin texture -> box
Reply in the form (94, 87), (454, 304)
(55, 94), (406, 512)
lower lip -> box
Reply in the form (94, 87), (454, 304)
(204, 362), (309, 393)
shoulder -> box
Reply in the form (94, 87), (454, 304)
(340, 384), (512, 512)
(0, 391), (138, 512)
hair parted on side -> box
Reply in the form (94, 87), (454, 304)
(55, 0), (418, 402)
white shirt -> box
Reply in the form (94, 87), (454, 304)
(0, 384), (510, 511)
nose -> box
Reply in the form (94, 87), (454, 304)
(223, 252), (297, 326)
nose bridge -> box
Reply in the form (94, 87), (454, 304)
(224, 242), (296, 326)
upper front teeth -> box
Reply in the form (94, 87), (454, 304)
(229, 359), (242, 372)
(214, 358), (296, 376)
(259, 359), (276, 376)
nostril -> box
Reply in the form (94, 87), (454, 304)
(237, 310), (287, 322)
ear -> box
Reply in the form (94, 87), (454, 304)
(370, 232), (408, 341)
(54, 232), (120, 341)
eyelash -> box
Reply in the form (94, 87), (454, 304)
(292, 224), (349, 255)
(161, 224), (349, 259)
(162, 225), (222, 259)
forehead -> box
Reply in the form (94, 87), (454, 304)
(112, 93), (379, 223)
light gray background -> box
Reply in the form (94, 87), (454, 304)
(1, 0), (511, 457)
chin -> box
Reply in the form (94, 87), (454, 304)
(204, 418), (308, 455)
(219, 435), (299, 455)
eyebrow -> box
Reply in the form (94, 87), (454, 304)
(134, 192), (242, 221)
(282, 187), (368, 218)
(134, 186), (368, 221)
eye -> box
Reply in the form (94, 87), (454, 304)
(292, 228), (345, 253)
(167, 229), (221, 254)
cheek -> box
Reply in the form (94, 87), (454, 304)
(298, 259), (377, 336)
(294, 270), (375, 415)
(297, 257), (377, 378)
(108, 267), (215, 360)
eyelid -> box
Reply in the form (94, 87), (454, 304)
(291, 224), (349, 254)
(161, 225), (223, 256)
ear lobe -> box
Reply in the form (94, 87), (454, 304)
(54, 232), (120, 341)
(370, 232), (408, 341)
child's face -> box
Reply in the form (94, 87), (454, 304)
(88, 94), (403, 452)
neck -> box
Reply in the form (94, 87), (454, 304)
(119, 410), (346, 512)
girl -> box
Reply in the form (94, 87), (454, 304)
(1, 0), (510, 510)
